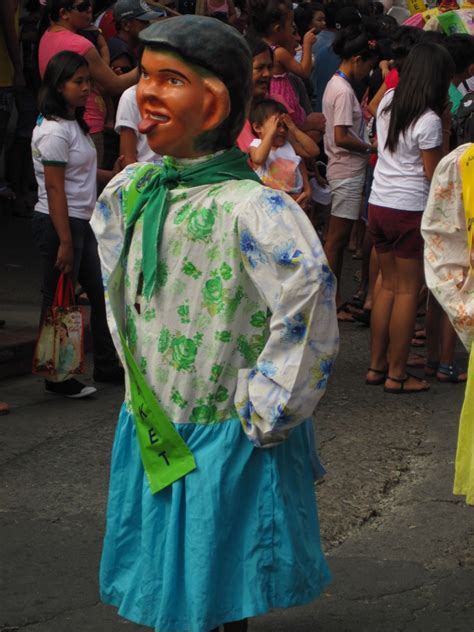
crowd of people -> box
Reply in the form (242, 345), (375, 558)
(1, 0), (474, 629)
(0, 0), (472, 400)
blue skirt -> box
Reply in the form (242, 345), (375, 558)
(100, 404), (331, 632)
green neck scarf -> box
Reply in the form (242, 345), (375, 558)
(123, 146), (261, 301)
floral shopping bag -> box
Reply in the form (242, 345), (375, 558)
(32, 273), (84, 381)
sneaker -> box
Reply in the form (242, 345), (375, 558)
(93, 365), (125, 384)
(44, 378), (97, 399)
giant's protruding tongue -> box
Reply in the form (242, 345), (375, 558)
(138, 118), (158, 134)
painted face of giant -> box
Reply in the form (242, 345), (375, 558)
(137, 49), (231, 158)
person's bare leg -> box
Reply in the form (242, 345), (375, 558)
(364, 244), (379, 310)
(385, 257), (428, 391)
(323, 215), (354, 309)
(354, 230), (372, 307)
(348, 220), (358, 252)
(367, 250), (395, 380)
(437, 312), (467, 381)
(354, 218), (365, 257)
(425, 293), (441, 373)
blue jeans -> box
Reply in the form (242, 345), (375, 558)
(31, 212), (117, 372)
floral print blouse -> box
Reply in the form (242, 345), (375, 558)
(422, 143), (474, 351)
(91, 156), (339, 447)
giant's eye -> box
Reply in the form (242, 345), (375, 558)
(141, 69), (150, 80)
(168, 77), (184, 86)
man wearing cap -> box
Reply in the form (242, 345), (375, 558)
(92, 15), (337, 632)
(107, 0), (167, 65)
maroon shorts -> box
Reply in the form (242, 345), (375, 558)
(368, 203), (424, 260)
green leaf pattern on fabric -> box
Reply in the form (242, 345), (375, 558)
(94, 166), (338, 431)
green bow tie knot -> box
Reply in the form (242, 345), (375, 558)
(122, 147), (261, 301)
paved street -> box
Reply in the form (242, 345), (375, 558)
(1, 316), (474, 632)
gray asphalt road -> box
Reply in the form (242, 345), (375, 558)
(1, 322), (473, 632)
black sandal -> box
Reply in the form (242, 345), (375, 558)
(436, 363), (467, 384)
(366, 367), (387, 386)
(384, 373), (430, 395)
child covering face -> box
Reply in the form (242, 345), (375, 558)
(249, 98), (311, 208)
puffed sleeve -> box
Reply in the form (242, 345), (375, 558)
(90, 164), (141, 287)
(90, 164), (142, 362)
(234, 186), (339, 447)
(422, 143), (474, 351)
(36, 121), (69, 166)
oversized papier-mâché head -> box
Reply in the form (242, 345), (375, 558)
(137, 15), (253, 158)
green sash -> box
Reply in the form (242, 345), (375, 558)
(117, 148), (260, 494)
(118, 329), (196, 495)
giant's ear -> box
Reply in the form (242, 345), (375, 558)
(200, 77), (231, 133)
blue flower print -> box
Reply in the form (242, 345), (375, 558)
(257, 359), (276, 377)
(262, 189), (286, 215)
(316, 375), (329, 390)
(238, 399), (254, 430)
(96, 200), (111, 221)
(135, 167), (157, 192)
(281, 313), (307, 344)
(272, 241), (303, 267)
(240, 229), (267, 268)
(249, 367), (258, 380)
(271, 404), (292, 429)
(310, 356), (335, 390)
(320, 357), (334, 375)
(315, 263), (337, 307)
(320, 264), (335, 290)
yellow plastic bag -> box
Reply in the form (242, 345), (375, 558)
(407, 0), (427, 15)
(454, 345), (474, 505)
(454, 145), (474, 504)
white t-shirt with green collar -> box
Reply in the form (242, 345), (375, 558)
(32, 116), (97, 221)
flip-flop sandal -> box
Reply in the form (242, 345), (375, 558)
(436, 363), (467, 384)
(353, 308), (371, 327)
(337, 303), (355, 322)
(366, 367), (387, 386)
(351, 292), (365, 306)
(384, 373), (430, 395)
(424, 359), (439, 377)
(0, 402), (10, 416)
(407, 353), (426, 368)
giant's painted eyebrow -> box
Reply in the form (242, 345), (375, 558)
(140, 63), (190, 82)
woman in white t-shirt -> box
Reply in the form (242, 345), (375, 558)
(367, 43), (454, 394)
(31, 51), (123, 399)
(322, 25), (379, 321)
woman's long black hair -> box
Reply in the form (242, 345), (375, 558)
(38, 50), (89, 135)
(384, 42), (454, 152)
